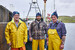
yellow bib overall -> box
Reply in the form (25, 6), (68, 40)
(48, 29), (63, 50)
(32, 39), (45, 50)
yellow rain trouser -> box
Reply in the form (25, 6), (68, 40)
(32, 39), (45, 50)
(48, 29), (63, 50)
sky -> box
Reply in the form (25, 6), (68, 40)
(0, 0), (75, 18)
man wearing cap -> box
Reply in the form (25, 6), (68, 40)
(47, 11), (67, 50)
(5, 11), (28, 50)
(29, 13), (47, 50)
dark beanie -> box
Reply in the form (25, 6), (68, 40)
(51, 11), (58, 19)
(12, 11), (19, 17)
(36, 13), (41, 17)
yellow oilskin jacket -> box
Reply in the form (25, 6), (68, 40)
(5, 19), (28, 48)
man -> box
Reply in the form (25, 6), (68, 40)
(47, 11), (66, 50)
(5, 11), (28, 50)
(29, 13), (47, 50)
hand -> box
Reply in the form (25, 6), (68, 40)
(46, 38), (48, 41)
(24, 42), (27, 44)
(47, 41), (48, 46)
(60, 44), (64, 49)
(8, 43), (11, 46)
(29, 37), (32, 41)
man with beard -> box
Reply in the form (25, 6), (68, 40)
(29, 13), (47, 50)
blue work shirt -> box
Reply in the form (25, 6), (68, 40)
(47, 20), (67, 39)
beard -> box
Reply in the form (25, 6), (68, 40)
(37, 19), (41, 21)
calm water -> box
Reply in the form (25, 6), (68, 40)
(64, 23), (75, 50)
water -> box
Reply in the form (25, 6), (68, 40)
(64, 23), (75, 50)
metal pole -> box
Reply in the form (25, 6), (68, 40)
(37, 3), (41, 13)
(27, 3), (32, 18)
(44, 3), (46, 22)
(44, 0), (47, 22)
(42, 10), (44, 18)
(54, 0), (55, 10)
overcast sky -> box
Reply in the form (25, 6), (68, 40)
(0, 0), (75, 18)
